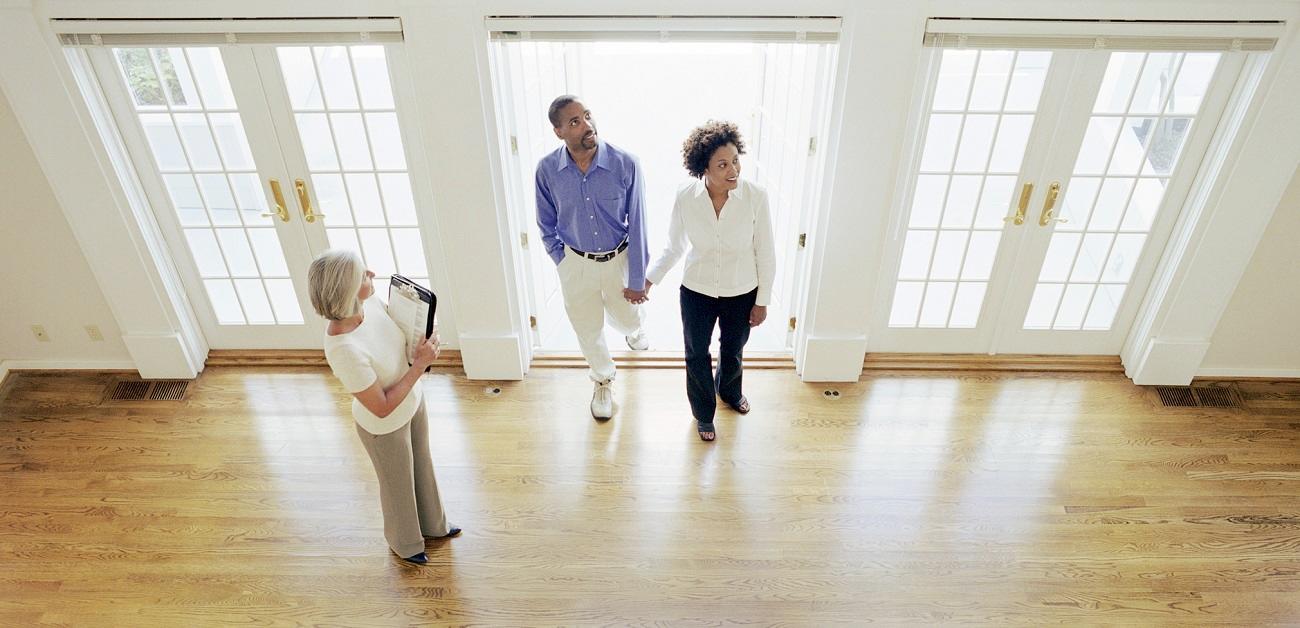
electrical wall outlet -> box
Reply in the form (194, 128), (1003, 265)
(86, 325), (104, 341)
(31, 325), (50, 342)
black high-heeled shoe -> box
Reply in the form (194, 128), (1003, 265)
(426, 526), (462, 539)
(402, 552), (429, 564)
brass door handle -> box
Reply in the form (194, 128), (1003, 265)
(262, 178), (290, 222)
(1038, 181), (1067, 226)
(1005, 182), (1031, 226)
(295, 178), (325, 223)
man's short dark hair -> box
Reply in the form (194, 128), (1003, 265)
(548, 95), (581, 128)
(681, 120), (747, 179)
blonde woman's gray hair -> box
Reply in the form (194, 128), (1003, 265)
(308, 249), (366, 321)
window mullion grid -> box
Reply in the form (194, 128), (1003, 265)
(904, 51), (967, 327)
(1076, 53), (1189, 330)
(143, 46), (250, 324)
(309, 47), (365, 269)
(1050, 52), (1150, 328)
(946, 50), (1024, 328)
(918, 50), (982, 328)
(345, 46), (407, 280)
(944, 50), (1004, 327)
(186, 47), (278, 322)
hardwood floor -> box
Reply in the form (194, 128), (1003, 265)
(1, 367), (1298, 626)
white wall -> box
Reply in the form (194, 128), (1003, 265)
(1200, 166), (1300, 377)
(1, 0), (1297, 383)
(0, 87), (132, 371)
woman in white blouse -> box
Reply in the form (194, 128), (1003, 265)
(645, 121), (776, 442)
(308, 249), (460, 564)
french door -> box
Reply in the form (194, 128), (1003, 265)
(873, 45), (1248, 354)
(88, 42), (440, 348)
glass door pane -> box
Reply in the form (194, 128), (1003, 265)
(1023, 52), (1221, 331)
(272, 45), (432, 289)
(105, 47), (311, 335)
(888, 49), (1052, 329)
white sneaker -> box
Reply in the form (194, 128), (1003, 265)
(625, 330), (649, 351)
(590, 379), (614, 420)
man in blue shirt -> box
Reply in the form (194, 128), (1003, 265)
(536, 95), (650, 421)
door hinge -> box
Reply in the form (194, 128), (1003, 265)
(798, 233), (807, 248)
(520, 232), (528, 247)
(788, 317), (797, 331)
(510, 135), (518, 155)
(529, 315), (537, 329)
(808, 136), (817, 156)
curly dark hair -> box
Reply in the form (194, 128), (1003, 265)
(681, 120), (746, 179)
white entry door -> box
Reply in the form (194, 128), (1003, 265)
(873, 44), (1251, 355)
(88, 41), (444, 349)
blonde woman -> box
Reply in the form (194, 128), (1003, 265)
(308, 249), (460, 564)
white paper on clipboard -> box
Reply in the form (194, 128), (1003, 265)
(387, 275), (436, 365)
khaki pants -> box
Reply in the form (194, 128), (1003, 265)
(355, 401), (449, 558)
(557, 246), (646, 382)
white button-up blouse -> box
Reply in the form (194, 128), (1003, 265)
(647, 178), (776, 306)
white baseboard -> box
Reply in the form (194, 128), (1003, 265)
(458, 333), (527, 380)
(1196, 367), (1300, 379)
(799, 335), (868, 382)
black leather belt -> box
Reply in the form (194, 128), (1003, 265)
(569, 240), (628, 262)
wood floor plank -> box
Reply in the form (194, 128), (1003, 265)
(2, 367), (1298, 626)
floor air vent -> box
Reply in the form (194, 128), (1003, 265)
(1155, 386), (1198, 407)
(104, 378), (192, 403)
(1154, 385), (1242, 408)
(1193, 386), (1241, 408)
(110, 380), (151, 401)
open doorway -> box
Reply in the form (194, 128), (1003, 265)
(489, 31), (837, 357)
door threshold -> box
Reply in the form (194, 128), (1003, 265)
(864, 353), (1123, 373)
(206, 349), (463, 368)
(531, 351), (795, 369)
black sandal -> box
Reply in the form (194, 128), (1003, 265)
(697, 421), (716, 442)
(726, 396), (751, 415)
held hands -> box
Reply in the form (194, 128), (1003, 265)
(412, 331), (441, 368)
(749, 305), (767, 328)
(624, 280), (652, 305)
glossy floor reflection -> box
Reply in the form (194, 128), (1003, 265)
(1, 368), (1297, 625)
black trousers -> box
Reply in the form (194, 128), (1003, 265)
(680, 286), (758, 424)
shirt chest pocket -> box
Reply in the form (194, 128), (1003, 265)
(594, 193), (625, 215)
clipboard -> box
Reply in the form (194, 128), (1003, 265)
(387, 274), (437, 369)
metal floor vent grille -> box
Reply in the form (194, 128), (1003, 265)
(1156, 386), (1197, 407)
(110, 380), (151, 401)
(1154, 385), (1241, 408)
(106, 379), (191, 402)
(1193, 386), (1240, 408)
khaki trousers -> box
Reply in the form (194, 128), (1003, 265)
(557, 246), (646, 382)
(355, 401), (449, 558)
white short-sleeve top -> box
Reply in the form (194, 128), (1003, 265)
(323, 297), (422, 435)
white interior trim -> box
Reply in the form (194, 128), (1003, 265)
(485, 16), (841, 42)
(924, 18), (1281, 50)
(62, 47), (209, 366)
(53, 17), (403, 45)
(1196, 367), (1300, 379)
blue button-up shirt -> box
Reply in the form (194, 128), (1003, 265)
(535, 140), (648, 290)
